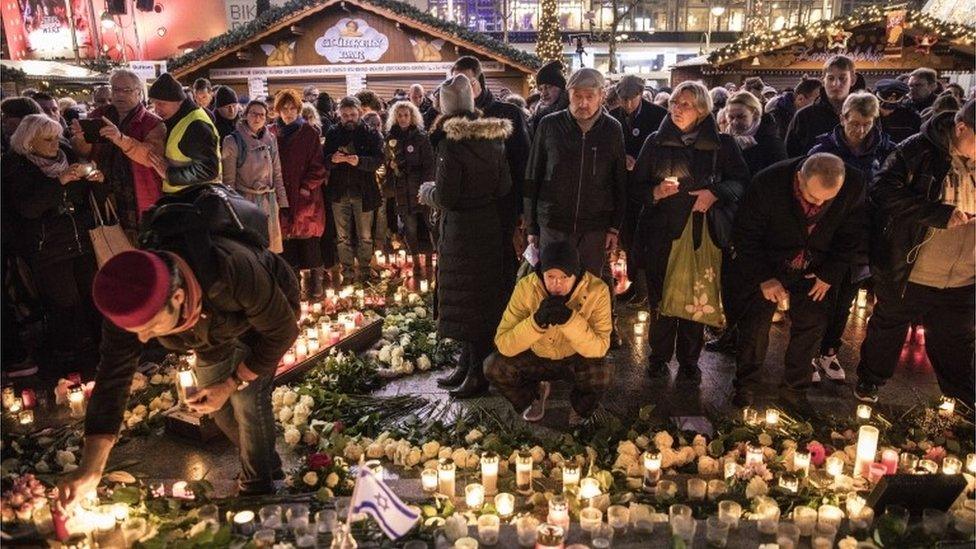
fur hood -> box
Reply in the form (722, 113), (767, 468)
(443, 116), (512, 141)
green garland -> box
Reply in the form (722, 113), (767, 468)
(168, 0), (540, 72)
(0, 65), (27, 84)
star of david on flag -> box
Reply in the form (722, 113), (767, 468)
(349, 467), (420, 539)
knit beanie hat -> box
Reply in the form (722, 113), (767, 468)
(536, 60), (566, 89)
(93, 250), (172, 329)
(214, 85), (238, 109)
(616, 74), (645, 99)
(540, 240), (580, 277)
(567, 68), (605, 90)
(148, 73), (186, 102)
(438, 74), (474, 116)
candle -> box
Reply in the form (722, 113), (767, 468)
(18, 409), (34, 426)
(637, 310), (649, 322)
(846, 494), (866, 519)
(515, 451), (532, 494)
(943, 456), (963, 475)
(561, 462), (580, 493)
(579, 507), (602, 533)
(854, 425), (880, 478)
(868, 463), (887, 483)
(856, 404), (872, 420)
(300, 301), (309, 315)
(793, 506), (817, 536)
(305, 327), (317, 340)
(899, 453), (919, 473)
(967, 454), (976, 474)
(765, 408), (780, 427)
(171, 481), (193, 500)
(8, 397), (22, 413)
(282, 351), (297, 366)
(312, 302), (322, 314)
(917, 459), (938, 474)
(295, 340), (308, 360)
(308, 338), (320, 354)
(687, 478), (707, 500)
(634, 323), (645, 336)
(642, 451), (662, 489)
(465, 483), (485, 508)
(938, 396), (956, 417)
(746, 444), (764, 466)
(817, 504), (844, 530)
(68, 385), (86, 418)
(826, 456), (844, 478)
(881, 449), (899, 475)
(547, 495), (570, 532)
(421, 468), (438, 493)
(177, 366), (198, 403)
(778, 473), (799, 493)
(420, 280), (430, 293)
(856, 288), (868, 308)
(718, 500), (741, 529)
(453, 537), (477, 549)
(742, 406), (759, 425)
(793, 450), (811, 475)
(481, 452), (498, 496)
(375, 250), (384, 265)
(494, 493), (514, 517)
(438, 459), (456, 497)
(579, 477), (601, 500)
(111, 503), (130, 522)
(516, 516), (539, 547)
(20, 389), (36, 409)
(325, 288), (336, 300)
(233, 510), (256, 536)
(707, 479), (726, 500)
(92, 506), (116, 533)
(477, 514), (500, 546)
(329, 328), (341, 345)
(723, 460), (738, 480)
(606, 504), (629, 531)
(1, 386), (14, 409)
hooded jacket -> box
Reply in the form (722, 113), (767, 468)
(809, 123), (896, 183)
(385, 124), (435, 215)
(495, 270), (611, 360)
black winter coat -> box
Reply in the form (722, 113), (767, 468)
(385, 125), (435, 215)
(610, 99), (668, 160)
(767, 92), (796, 140)
(879, 105), (921, 144)
(86, 237), (300, 436)
(524, 110), (628, 235)
(432, 115), (513, 344)
(475, 88), (530, 223)
(528, 89), (569, 137)
(324, 121), (384, 210)
(809, 124), (896, 183)
(785, 100), (841, 158)
(870, 111), (960, 296)
(739, 113), (788, 177)
(730, 157), (867, 292)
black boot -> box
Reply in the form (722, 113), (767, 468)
(437, 346), (470, 388)
(299, 269), (311, 301)
(450, 349), (489, 399)
(311, 267), (325, 300)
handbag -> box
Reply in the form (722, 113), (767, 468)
(659, 214), (726, 328)
(89, 194), (134, 267)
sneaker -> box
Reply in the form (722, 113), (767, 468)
(522, 381), (551, 422)
(815, 354), (846, 382)
(5, 359), (38, 378)
(811, 367), (822, 383)
(853, 380), (879, 403)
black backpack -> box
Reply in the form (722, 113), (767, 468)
(138, 184), (270, 287)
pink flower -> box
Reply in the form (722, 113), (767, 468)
(806, 441), (827, 467)
(924, 446), (946, 464)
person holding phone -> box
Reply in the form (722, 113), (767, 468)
(70, 68), (165, 234)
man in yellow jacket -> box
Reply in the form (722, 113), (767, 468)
(485, 241), (612, 425)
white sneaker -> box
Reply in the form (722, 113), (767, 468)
(522, 381), (551, 422)
(811, 364), (822, 383)
(815, 354), (846, 381)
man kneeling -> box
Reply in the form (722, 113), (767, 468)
(485, 241), (612, 426)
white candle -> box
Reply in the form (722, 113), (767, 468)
(481, 452), (499, 496)
(18, 409), (34, 425)
(943, 456), (963, 475)
(438, 459), (456, 497)
(724, 460), (738, 479)
(742, 406), (759, 425)
(295, 340), (308, 360)
(637, 311), (649, 322)
(778, 473), (799, 493)
(765, 408), (780, 427)
(308, 338), (320, 354)
(643, 451), (662, 488)
(547, 495), (570, 532)
(817, 504), (844, 530)
(465, 483), (485, 508)
(707, 479), (726, 500)
(967, 454), (976, 474)
(421, 468), (438, 492)
(917, 459), (938, 474)
(177, 367), (197, 402)
(420, 280), (430, 293)
(846, 494), (866, 519)
(579, 477), (601, 500)
(938, 396), (956, 417)
(634, 323), (645, 336)
(282, 352), (296, 367)
(312, 302), (322, 314)
(687, 478), (707, 500)
(171, 481), (193, 499)
(579, 507), (602, 532)
(305, 327), (318, 340)
(515, 451), (532, 493)
(494, 493), (514, 517)
(826, 455), (844, 478)
(854, 425), (880, 478)
(477, 514), (500, 546)
(562, 462), (580, 493)
(856, 404), (872, 420)
(746, 444), (764, 466)
(68, 386), (86, 418)
(233, 510), (256, 535)
(375, 250), (384, 265)
(793, 450), (811, 475)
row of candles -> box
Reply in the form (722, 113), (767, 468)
(374, 250), (436, 274)
(3, 382), (89, 426)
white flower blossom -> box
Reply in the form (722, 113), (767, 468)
(417, 355), (432, 371)
(745, 476), (769, 499)
(283, 428), (302, 446)
(302, 472), (318, 487)
(282, 391), (299, 406)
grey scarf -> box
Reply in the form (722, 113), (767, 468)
(26, 148), (70, 179)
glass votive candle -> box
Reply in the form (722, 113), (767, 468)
(515, 451), (533, 494)
(707, 479), (726, 500)
(477, 514), (500, 546)
(742, 406), (759, 425)
(232, 510), (256, 536)
(765, 408), (780, 427)
(881, 505), (909, 539)
(421, 468), (438, 492)
(818, 504), (844, 530)
(315, 509), (337, 534)
(607, 505), (630, 532)
(630, 504), (655, 534)
(826, 455), (844, 478)
(515, 516), (539, 547)
(536, 523), (565, 549)
(671, 514), (696, 545)
(777, 522), (801, 549)
(687, 478), (707, 500)
(465, 483), (485, 509)
(286, 504), (310, 531)
(856, 404), (872, 420)
(943, 455), (963, 475)
(642, 451), (662, 489)
(881, 448), (899, 474)
(579, 507), (602, 533)
(591, 523), (614, 548)
(793, 506), (818, 536)
(917, 459), (939, 474)
(868, 463), (888, 483)
(899, 453), (919, 473)
(454, 536), (478, 549)
(253, 528), (276, 548)
(547, 495), (570, 532)
(562, 462), (581, 493)
(18, 409), (34, 426)
(778, 473), (799, 493)
(793, 450), (811, 476)
(655, 479), (677, 502)
(756, 498), (780, 535)
(668, 503), (692, 527)
(746, 444), (764, 466)
(579, 477), (601, 500)
(922, 508), (948, 537)
(480, 452), (499, 496)
(705, 516), (730, 548)
(814, 521), (837, 546)
(849, 506), (874, 538)
(494, 493), (514, 517)
(438, 458), (456, 496)
(718, 500), (741, 529)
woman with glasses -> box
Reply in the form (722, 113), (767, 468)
(222, 100), (289, 253)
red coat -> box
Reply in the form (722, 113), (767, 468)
(89, 103), (163, 220)
(270, 120), (327, 238)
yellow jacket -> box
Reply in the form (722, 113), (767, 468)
(495, 271), (611, 360)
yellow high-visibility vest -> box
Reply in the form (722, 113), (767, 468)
(162, 107), (221, 193)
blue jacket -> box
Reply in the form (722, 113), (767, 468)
(808, 124), (896, 184)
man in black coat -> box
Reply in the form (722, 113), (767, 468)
(730, 153), (866, 413)
(906, 67), (940, 114)
(767, 77), (821, 141)
(785, 55), (856, 157)
(528, 60), (570, 137)
(855, 102), (976, 404)
(875, 79), (921, 144)
(609, 74), (667, 305)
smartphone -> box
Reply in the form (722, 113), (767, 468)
(79, 118), (108, 143)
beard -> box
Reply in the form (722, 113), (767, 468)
(343, 121), (357, 131)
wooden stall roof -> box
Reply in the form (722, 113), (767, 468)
(169, 0), (540, 79)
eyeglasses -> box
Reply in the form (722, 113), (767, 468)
(844, 121), (874, 131)
(111, 86), (139, 94)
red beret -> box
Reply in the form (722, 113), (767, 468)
(92, 250), (171, 329)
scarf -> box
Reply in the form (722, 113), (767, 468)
(945, 153), (976, 215)
(276, 116), (305, 145)
(788, 175), (833, 271)
(165, 252), (204, 334)
(574, 109), (601, 134)
(731, 118), (761, 150)
(26, 147), (70, 178)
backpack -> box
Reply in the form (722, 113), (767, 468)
(138, 184), (270, 287)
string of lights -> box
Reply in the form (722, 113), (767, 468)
(536, 0), (562, 64)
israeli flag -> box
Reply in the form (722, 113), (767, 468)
(349, 467), (420, 539)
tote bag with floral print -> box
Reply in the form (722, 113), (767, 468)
(659, 214), (726, 328)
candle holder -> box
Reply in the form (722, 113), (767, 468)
(1, 386), (15, 410)
(742, 406), (759, 426)
(232, 510), (256, 536)
(854, 425), (880, 478)
(793, 449), (811, 476)
(642, 451), (662, 490)
(778, 473), (799, 493)
(18, 409), (34, 426)
(917, 459), (939, 474)
(561, 461), (580, 493)
(480, 452), (499, 496)
(745, 444), (764, 467)
(856, 404), (872, 421)
(826, 456), (844, 479)
(67, 384), (86, 418)
(765, 408), (780, 427)
(8, 397), (23, 414)
(579, 477), (601, 502)
(938, 396), (956, 417)
(547, 495), (570, 532)
(881, 449), (899, 475)
(437, 458), (456, 497)
(465, 483), (485, 509)
(515, 451), (533, 494)
(421, 468), (438, 493)
(943, 456), (963, 475)
(176, 363), (198, 406)
(494, 493), (514, 518)
(899, 453), (919, 473)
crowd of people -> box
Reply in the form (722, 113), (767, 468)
(1, 54), (973, 502)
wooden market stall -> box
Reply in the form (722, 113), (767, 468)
(168, 0), (540, 101)
(671, 6), (976, 91)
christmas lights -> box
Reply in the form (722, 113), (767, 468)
(536, 0), (562, 64)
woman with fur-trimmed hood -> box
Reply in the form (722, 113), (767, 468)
(419, 73), (513, 399)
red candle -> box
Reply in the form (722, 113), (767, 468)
(868, 463), (887, 484)
(20, 389), (36, 409)
(51, 504), (70, 541)
(353, 311), (364, 327)
(881, 449), (898, 475)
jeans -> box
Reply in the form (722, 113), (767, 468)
(820, 272), (862, 355)
(647, 312), (704, 369)
(400, 210), (434, 256)
(211, 375), (280, 495)
(332, 196), (375, 278)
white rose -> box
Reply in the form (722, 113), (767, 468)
(617, 440), (639, 457)
(415, 308), (428, 319)
(149, 374), (165, 385)
(35, 461), (50, 473)
(272, 389), (285, 407)
(299, 395), (315, 408)
(612, 452), (637, 472)
(344, 443), (364, 462)
(390, 354), (404, 370)
(399, 335), (412, 347)
(367, 442), (385, 459)
(378, 345), (392, 363)
(465, 452), (480, 469)
(653, 431), (674, 451)
(291, 412), (309, 427)
(438, 447), (453, 460)
(422, 441), (440, 460)
(125, 415), (142, 429)
(132, 404), (148, 418)
(405, 448), (422, 468)
(417, 355), (432, 371)
(282, 391), (299, 406)
(400, 360), (415, 375)
(407, 293), (421, 304)
(303, 430), (319, 446)
(697, 456), (720, 477)
(326, 472), (340, 488)
(465, 429), (483, 445)
(529, 446), (546, 463)
(283, 428), (301, 446)
(56, 450), (76, 467)
(745, 476), (769, 499)
(278, 407), (294, 424)
(451, 448), (469, 467)
(61, 463), (78, 473)
(302, 472), (318, 487)
(129, 373), (148, 392)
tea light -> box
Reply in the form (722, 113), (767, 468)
(793, 450), (811, 475)
(420, 280), (430, 293)
(742, 406), (759, 425)
(579, 507), (602, 532)
(917, 459), (938, 474)
(454, 536), (478, 549)
(282, 352), (297, 367)
(233, 510), (256, 536)
(562, 462), (580, 493)
(718, 500), (741, 529)
(308, 338), (320, 354)
(817, 504), (844, 530)
(899, 453), (919, 473)
(438, 459), (456, 497)
(494, 493), (514, 517)
(881, 449), (899, 475)
(943, 456), (963, 475)
(68, 385), (86, 418)
(18, 409), (34, 426)
(579, 477), (601, 500)
(1, 386), (15, 409)
(477, 514), (500, 546)
(778, 473), (799, 493)
(846, 494), (866, 519)
(724, 460), (738, 479)
(465, 483), (485, 508)
(637, 311), (649, 322)
(515, 451), (532, 494)
(746, 444), (764, 466)
(634, 323), (645, 336)
(7, 397), (23, 414)
(643, 451), (662, 488)
(421, 468), (438, 492)
(295, 340), (308, 360)
(312, 302), (322, 315)
(707, 479), (726, 500)
(967, 454), (976, 474)
(854, 425), (880, 478)
(20, 389), (36, 409)
(826, 456), (844, 478)
(856, 404), (872, 420)
(938, 396), (956, 417)
(868, 463), (887, 483)
(765, 408), (780, 427)
(547, 495), (570, 532)
(478, 452), (498, 496)
(793, 506), (817, 536)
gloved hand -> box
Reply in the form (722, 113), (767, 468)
(533, 302), (551, 328)
(546, 299), (572, 326)
(417, 181), (437, 207)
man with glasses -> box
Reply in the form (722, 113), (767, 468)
(875, 79), (920, 144)
(70, 69), (165, 234)
(906, 68), (941, 114)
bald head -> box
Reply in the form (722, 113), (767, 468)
(798, 153), (846, 205)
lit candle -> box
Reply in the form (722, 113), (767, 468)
(18, 409), (34, 426)
(854, 425), (880, 478)
(765, 408), (780, 427)
(826, 456), (844, 478)
(438, 459), (456, 497)
(938, 396), (956, 417)
(494, 493), (514, 517)
(817, 504), (844, 530)
(637, 311), (649, 322)
(899, 453), (919, 473)
(547, 495), (570, 532)
(282, 352), (296, 367)
(515, 451), (532, 494)
(354, 289), (365, 301)
(177, 365), (198, 403)
(421, 468), (438, 493)
(420, 280), (429, 293)
(579, 477), (601, 500)
(793, 450), (811, 476)
(328, 329), (341, 345)
(579, 507), (602, 533)
(312, 302), (322, 315)
(305, 327), (318, 340)
(20, 389), (36, 409)
(642, 451), (662, 489)
(707, 479), (726, 500)
(308, 338), (320, 354)
(375, 250), (385, 266)
(111, 503), (130, 522)
(967, 454), (976, 474)
(742, 406), (759, 425)
(477, 514), (500, 546)
(881, 449), (899, 475)
(92, 506), (116, 533)
(746, 444), (764, 466)
(1, 386), (15, 409)
(481, 452), (499, 496)
(233, 510), (256, 536)
(943, 456), (963, 475)
(868, 463), (887, 483)
(295, 339), (308, 360)
(778, 473), (799, 493)
(465, 483), (485, 508)
(917, 459), (938, 474)
(68, 385), (86, 418)
(8, 397), (22, 414)
(846, 494), (866, 519)
(856, 288), (868, 308)
(634, 323), (645, 336)
(561, 462), (580, 493)
(687, 478), (707, 500)
(856, 404), (872, 420)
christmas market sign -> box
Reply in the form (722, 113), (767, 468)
(314, 18), (389, 63)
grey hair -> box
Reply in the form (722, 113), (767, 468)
(385, 100), (424, 133)
(110, 69), (146, 95)
(800, 152), (846, 189)
(670, 80), (713, 115)
(842, 92), (879, 119)
(9, 114), (63, 156)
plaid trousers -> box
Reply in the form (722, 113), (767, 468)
(484, 351), (611, 416)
